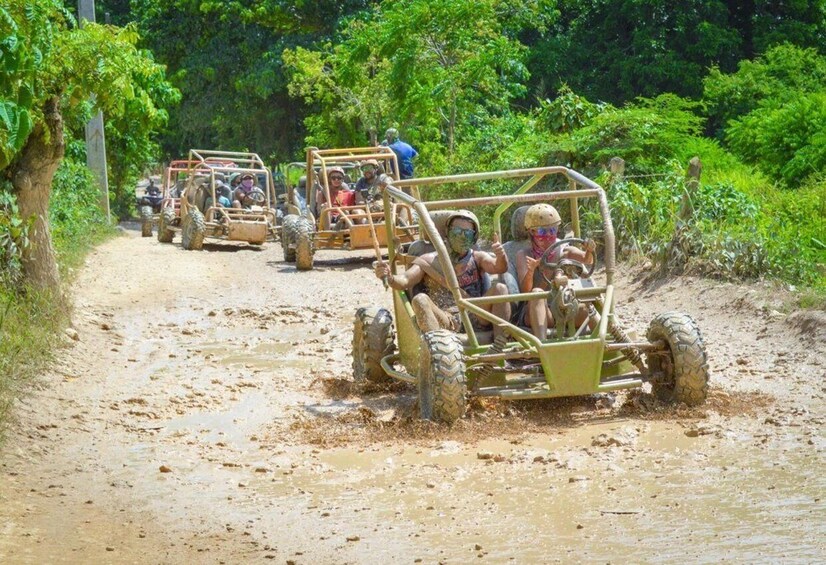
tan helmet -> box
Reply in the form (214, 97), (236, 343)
(524, 204), (561, 230)
(446, 209), (480, 235)
(362, 159), (379, 167)
(327, 166), (345, 177)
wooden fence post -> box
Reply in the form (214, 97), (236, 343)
(679, 156), (702, 222)
(609, 157), (625, 182)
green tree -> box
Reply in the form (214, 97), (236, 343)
(0, 2), (176, 290)
(284, 0), (548, 156)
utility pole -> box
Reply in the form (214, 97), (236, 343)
(78, 0), (111, 222)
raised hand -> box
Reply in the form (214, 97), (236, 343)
(491, 231), (505, 258)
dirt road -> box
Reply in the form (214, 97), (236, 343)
(1, 227), (824, 563)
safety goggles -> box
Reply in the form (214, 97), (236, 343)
(329, 176), (344, 182)
(532, 226), (558, 237)
(360, 165), (376, 172)
(448, 226), (477, 240)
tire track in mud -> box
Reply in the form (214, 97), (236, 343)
(1, 228), (824, 563)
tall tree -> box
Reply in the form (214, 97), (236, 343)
(284, 0), (549, 156)
(0, 2), (176, 290)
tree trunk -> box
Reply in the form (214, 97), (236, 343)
(11, 96), (64, 291)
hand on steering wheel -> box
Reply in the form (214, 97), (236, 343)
(244, 189), (266, 206)
(538, 237), (596, 286)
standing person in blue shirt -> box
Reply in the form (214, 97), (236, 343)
(382, 127), (418, 180)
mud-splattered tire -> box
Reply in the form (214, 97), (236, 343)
(157, 207), (176, 243)
(352, 307), (395, 383)
(646, 312), (709, 406)
(281, 214), (299, 262)
(181, 208), (206, 251)
(140, 206), (153, 237)
(418, 330), (466, 424)
(295, 217), (315, 271)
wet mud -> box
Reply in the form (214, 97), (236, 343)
(0, 227), (823, 563)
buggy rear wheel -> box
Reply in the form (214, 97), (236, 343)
(295, 217), (315, 271)
(418, 330), (466, 424)
(157, 207), (176, 243)
(181, 208), (206, 251)
(140, 206), (153, 237)
(352, 307), (395, 383)
(646, 312), (709, 406)
(281, 214), (299, 262)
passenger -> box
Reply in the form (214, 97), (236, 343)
(515, 204), (596, 340)
(374, 210), (511, 342)
(204, 181), (233, 221)
(317, 166), (355, 226)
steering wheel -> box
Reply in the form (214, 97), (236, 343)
(538, 237), (595, 285)
(243, 188), (266, 206)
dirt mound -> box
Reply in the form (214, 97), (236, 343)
(787, 309), (826, 343)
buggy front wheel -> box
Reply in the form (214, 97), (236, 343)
(646, 311), (709, 406)
(418, 330), (466, 424)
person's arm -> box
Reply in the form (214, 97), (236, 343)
(516, 249), (539, 293)
(375, 261), (425, 290)
(562, 239), (596, 266)
(475, 233), (507, 275)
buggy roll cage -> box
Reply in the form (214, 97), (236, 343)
(383, 167), (619, 351)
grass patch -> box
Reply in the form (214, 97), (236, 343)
(0, 156), (116, 439)
(0, 287), (69, 436)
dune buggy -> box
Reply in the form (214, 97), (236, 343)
(280, 146), (418, 270)
(155, 158), (226, 243)
(177, 150), (278, 250)
(352, 167), (710, 423)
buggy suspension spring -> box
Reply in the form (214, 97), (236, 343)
(606, 314), (646, 371)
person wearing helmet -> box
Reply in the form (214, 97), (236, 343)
(232, 172), (264, 209)
(317, 166), (355, 226)
(354, 159), (383, 204)
(381, 127), (417, 180)
(375, 210), (511, 339)
(516, 203), (596, 340)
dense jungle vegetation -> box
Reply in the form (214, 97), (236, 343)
(0, 1), (824, 422)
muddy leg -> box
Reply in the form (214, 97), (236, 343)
(412, 294), (454, 333)
(527, 288), (550, 340)
(481, 283), (511, 340)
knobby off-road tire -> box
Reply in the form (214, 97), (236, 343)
(294, 217), (315, 271)
(281, 214), (300, 262)
(352, 307), (395, 383)
(181, 208), (206, 251)
(418, 330), (467, 424)
(646, 311), (709, 406)
(140, 206), (153, 237)
(157, 207), (176, 243)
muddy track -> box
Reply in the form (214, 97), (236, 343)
(0, 227), (824, 563)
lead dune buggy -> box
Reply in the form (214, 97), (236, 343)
(177, 149), (279, 250)
(352, 167), (710, 423)
(280, 146), (419, 270)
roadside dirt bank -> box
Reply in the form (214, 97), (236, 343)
(1, 226), (823, 563)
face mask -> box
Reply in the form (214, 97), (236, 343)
(241, 179), (254, 189)
(447, 227), (476, 258)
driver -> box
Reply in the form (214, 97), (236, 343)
(354, 160), (382, 206)
(232, 173), (264, 209)
(374, 210), (511, 343)
(516, 204), (596, 340)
